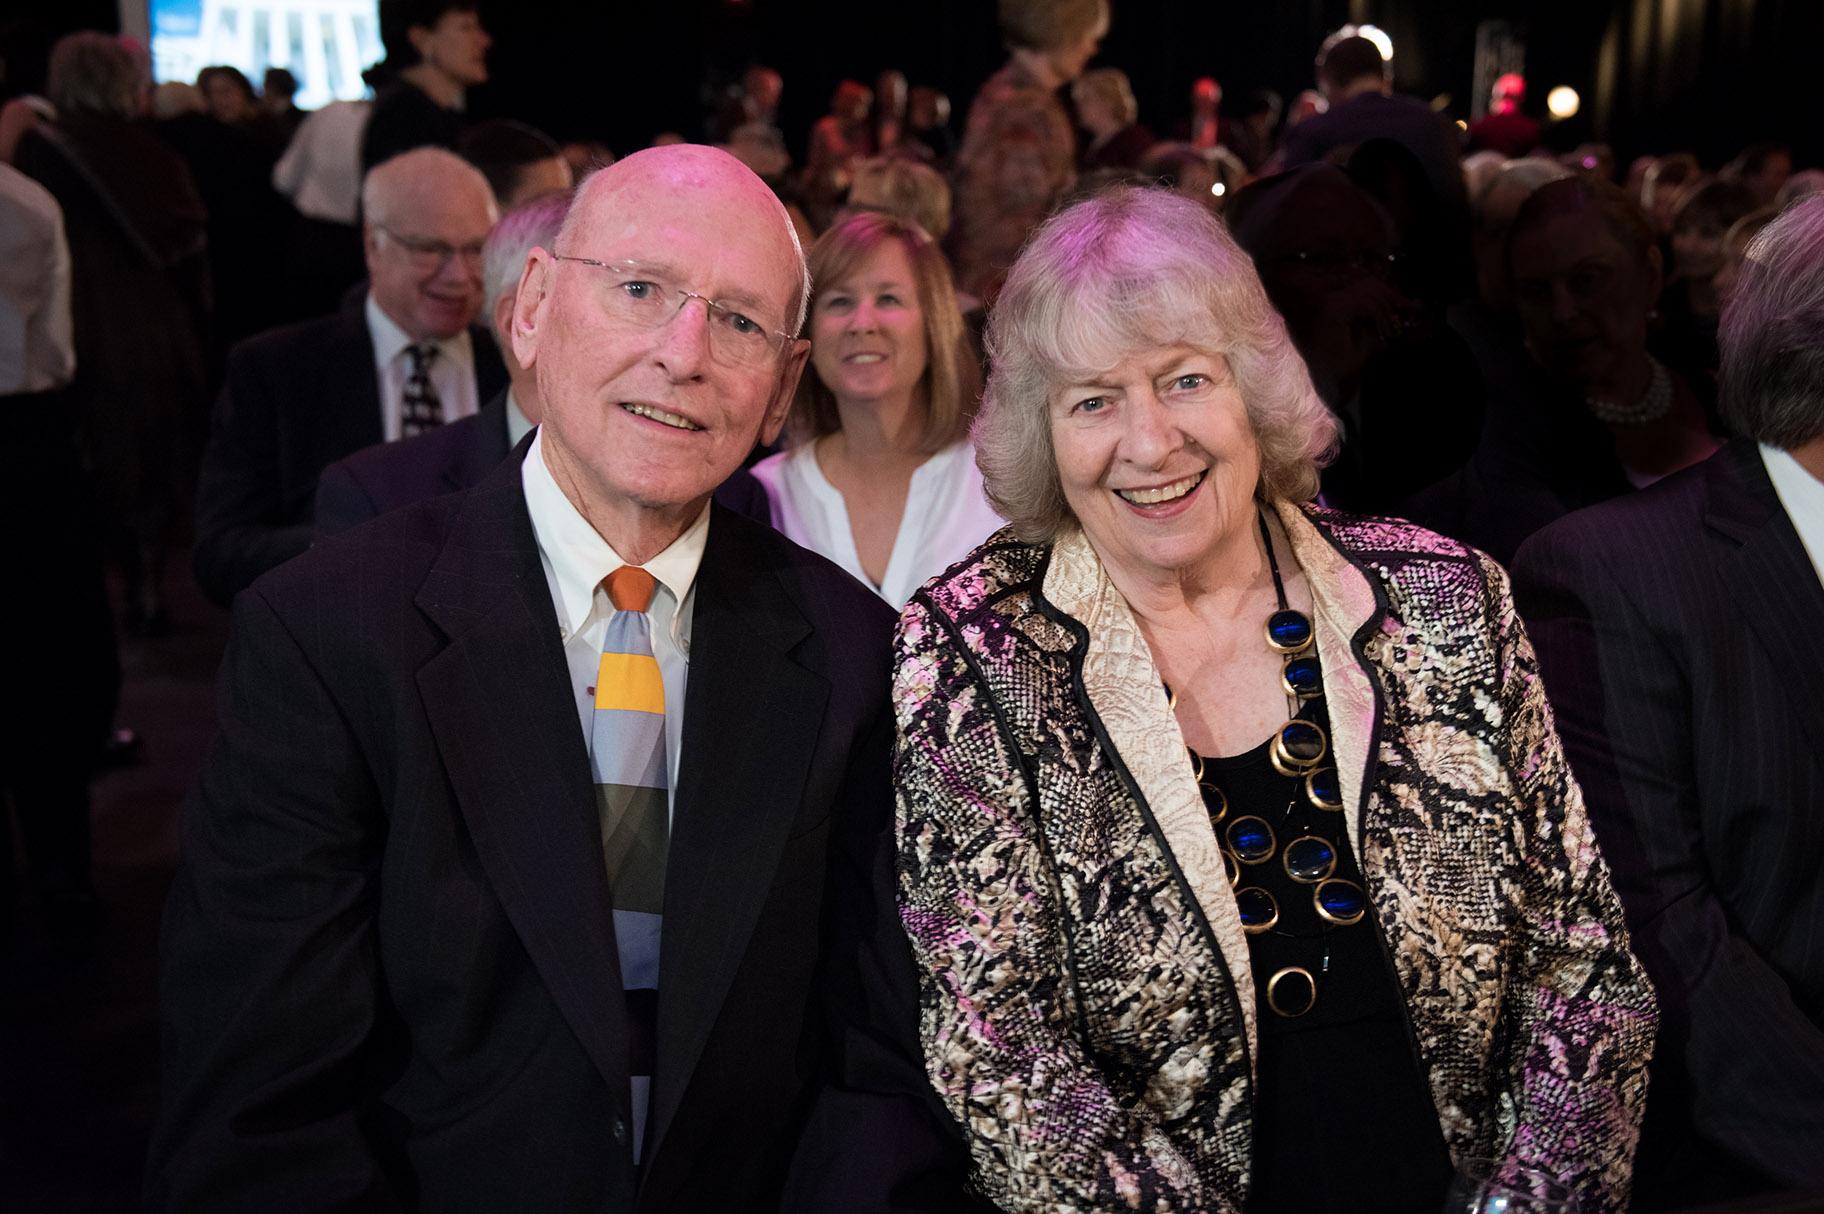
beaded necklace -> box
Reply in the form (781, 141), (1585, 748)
(1179, 511), (1369, 1018)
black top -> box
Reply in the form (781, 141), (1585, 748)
(1194, 698), (1452, 1213)
(361, 80), (465, 171)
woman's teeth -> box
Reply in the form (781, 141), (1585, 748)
(1116, 471), (1205, 505)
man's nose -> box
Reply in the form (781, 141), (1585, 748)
(653, 296), (712, 380)
(431, 250), (482, 289)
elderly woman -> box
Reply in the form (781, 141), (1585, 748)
(752, 211), (999, 606)
(891, 187), (1655, 1212)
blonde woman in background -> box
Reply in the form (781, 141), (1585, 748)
(752, 211), (999, 606)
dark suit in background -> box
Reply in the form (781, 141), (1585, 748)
(192, 296), (505, 604)
(151, 443), (905, 1210)
(313, 390), (775, 537)
(1512, 439), (1824, 1204)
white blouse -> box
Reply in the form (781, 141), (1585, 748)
(751, 440), (1005, 607)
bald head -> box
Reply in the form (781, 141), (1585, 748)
(361, 147), (499, 340)
(558, 144), (810, 336)
(508, 144), (814, 558)
(363, 146), (497, 229)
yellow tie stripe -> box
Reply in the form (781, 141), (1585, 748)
(594, 652), (665, 714)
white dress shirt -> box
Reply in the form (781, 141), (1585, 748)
(1762, 442), (1824, 586)
(0, 163), (74, 394)
(521, 429), (705, 816)
(365, 294), (479, 442)
(271, 99), (370, 225)
(750, 439), (1005, 607)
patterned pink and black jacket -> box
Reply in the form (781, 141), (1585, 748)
(891, 502), (1657, 1212)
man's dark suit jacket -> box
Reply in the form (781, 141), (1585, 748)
(150, 438), (965, 1211)
(1512, 438), (1824, 1203)
(313, 390), (775, 537)
(192, 296), (506, 605)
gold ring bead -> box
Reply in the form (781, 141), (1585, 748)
(1201, 782), (1229, 825)
(1221, 847), (1240, 887)
(1313, 878), (1367, 926)
(1304, 765), (1343, 811)
(1234, 886), (1278, 934)
(1269, 719), (1328, 777)
(1265, 608), (1314, 655)
(1281, 654), (1324, 700)
(1226, 815), (1276, 865)
(1266, 966), (1317, 1017)
(1283, 835), (1339, 883)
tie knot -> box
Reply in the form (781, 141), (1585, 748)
(407, 343), (439, 373)
(604, 565), (657, 612)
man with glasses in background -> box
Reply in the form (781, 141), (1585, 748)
(153, 144), (971, 1211)
(193, 146), (506, 604)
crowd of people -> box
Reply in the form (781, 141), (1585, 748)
(2, 0), (1821, 1208)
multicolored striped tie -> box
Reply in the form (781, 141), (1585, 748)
(590, 565), (668, 1159)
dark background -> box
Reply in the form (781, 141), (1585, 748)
(6, 0), (1818, 170)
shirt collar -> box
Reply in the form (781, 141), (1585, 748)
(521, 429), (710, 635)
(365, 291), (475, 372)
(1761, 442), (1824, 564)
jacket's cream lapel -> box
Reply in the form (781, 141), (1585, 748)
(1274, 503), (1381, 849)
(1043, 528), (1258, 1063)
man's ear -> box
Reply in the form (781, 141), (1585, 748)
(759, 338), (811, 447)
(510, 249), (552, 370)
(361, 224), (382, 276)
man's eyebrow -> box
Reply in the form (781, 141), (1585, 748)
(711, 285), (773, 314)
(615, 259), (778, 317)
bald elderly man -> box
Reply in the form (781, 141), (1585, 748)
(192, 146), (507, 604)
(151, 146), (968, 1211)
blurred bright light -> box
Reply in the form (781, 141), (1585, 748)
(1456, 119), (1468, 130)
(1547, 86), (1581, 119)
(1358, 24), (1394, 61)
(1211, 182), (1227, 197)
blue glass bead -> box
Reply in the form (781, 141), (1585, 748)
(1236, 886), (1278, 932)
(1281, 655), (1323, 698)
(1305, 766), (1343, 811)
(1266, 608), (1314, 654)
(1227, 815), (1276, 863)
(1315, 878), (1366, 925)
(1284, 836), (1338, 883)
(1278, 720), (1325, 764)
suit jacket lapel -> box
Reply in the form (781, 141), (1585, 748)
(412, 447), (633, 1116)
(1040, 527), (1259, 1065)
(645, 511), (826, 1160)
(320, 301), (384, 457)
(1704, 440), (1824, 727)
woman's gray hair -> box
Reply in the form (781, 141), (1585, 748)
(483, 191), (572, 313)
(1719, 194), (1824, 448)
(46, 32), (142, 119)
(975, 185), (1338, 542)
